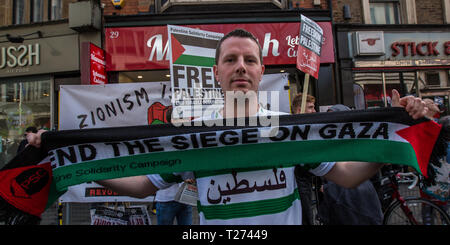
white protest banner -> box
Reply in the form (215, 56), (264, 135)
(58, 82), (171, 203)
(167, 25), (224, 120)
(258, 73), (290, 113)
(59, 82), (171, 130)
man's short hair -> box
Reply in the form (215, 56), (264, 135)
(215, 29), (263, 65)
(292, 93), (316, 111)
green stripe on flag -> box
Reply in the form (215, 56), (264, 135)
(197, 188), (300, 220)
(174, 54), (216, 67)
(51, 139), (418, 192)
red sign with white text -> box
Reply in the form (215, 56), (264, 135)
(105, 22), (334, 71)
(296, 15), (323, 79)
(90, 43), (107, 85)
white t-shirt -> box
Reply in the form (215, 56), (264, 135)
(155, 183), (182, 202)
(147, 106), (335, 224)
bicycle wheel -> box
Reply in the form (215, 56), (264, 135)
(383, 197), (450, 225)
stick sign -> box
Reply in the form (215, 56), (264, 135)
(296, 15), (323, 79)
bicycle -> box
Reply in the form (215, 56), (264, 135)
(379, 169), (450, 225)
(310, 176), (324, 225)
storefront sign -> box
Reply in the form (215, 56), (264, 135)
(354, 31), (385, 56)
(90, 44), (106, 85)
(352, 31), (450, 68)
(81, 42), (107, 85)
(105, 22), (335, 71)
(0, 44), (40, 69)
(296, 15), (323, 79)
(383, 32), (450, 60)
(391, 41), (450, 57)
(90, 44), (107, 85)
(354, 59), (450, 68)
(0, 35), (79, 78)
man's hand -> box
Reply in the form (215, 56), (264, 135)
(26, 129), (46, 148)
(391, 89), (428, 119)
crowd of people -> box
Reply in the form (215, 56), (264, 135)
(24, 28), (448, 225)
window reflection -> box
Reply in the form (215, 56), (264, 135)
(13, 0), (26, 25)
(51, 0), (62, 20)
(354, 72), (415, 108)
(31, 0), (44, 23)
(0, 79), (51, 167)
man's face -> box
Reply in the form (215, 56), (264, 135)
(294, 102), (316, 114)
(213, 37), (265, 94)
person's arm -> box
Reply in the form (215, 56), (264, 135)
(97, 176), (159, 198)
(325, 89), (427, 188)
(26, 129), (159, 198)
(323, 162), (382, 188)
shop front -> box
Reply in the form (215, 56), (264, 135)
(104, 18), (336, 111)
(336, 25), (450, 113)
(0, 21), (101, 166)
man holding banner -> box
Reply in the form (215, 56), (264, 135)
(26, 28), (429, 225)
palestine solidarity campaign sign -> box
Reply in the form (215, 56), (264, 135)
(168, 25), (224, 119)
(0, 107), (445, 224)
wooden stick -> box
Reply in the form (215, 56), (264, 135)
(300, 74), (310, 113)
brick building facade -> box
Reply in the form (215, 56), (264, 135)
(332, 0), (450, 24)
(415, 0), (445, 24)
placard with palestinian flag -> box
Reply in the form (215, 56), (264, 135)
(168, 25), (224, 120)
(0, 107), (445, 223)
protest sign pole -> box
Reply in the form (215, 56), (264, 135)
(296, 15), (323, 113)
(300, 74), (310, 113)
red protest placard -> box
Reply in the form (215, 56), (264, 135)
(296, 15), (323, 79)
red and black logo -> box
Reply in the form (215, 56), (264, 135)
(10, 167), (50, 199)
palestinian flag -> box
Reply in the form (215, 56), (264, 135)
(0, 147), (51, 224)
(168, 25), (222, 67)
(0, 108), (445, 224)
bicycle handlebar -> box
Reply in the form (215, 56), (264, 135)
(396, 172), (419, 189)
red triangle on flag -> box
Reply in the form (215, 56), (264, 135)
(395, 120), (442, 177)
(171, 34), (186, 63)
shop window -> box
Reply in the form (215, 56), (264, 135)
(425, 72), (440, 87)
(353, 71), (415, 109)
(0, 78), (51, 167)
(13, 0), (26, 25)
(370, 0), (400, 24)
